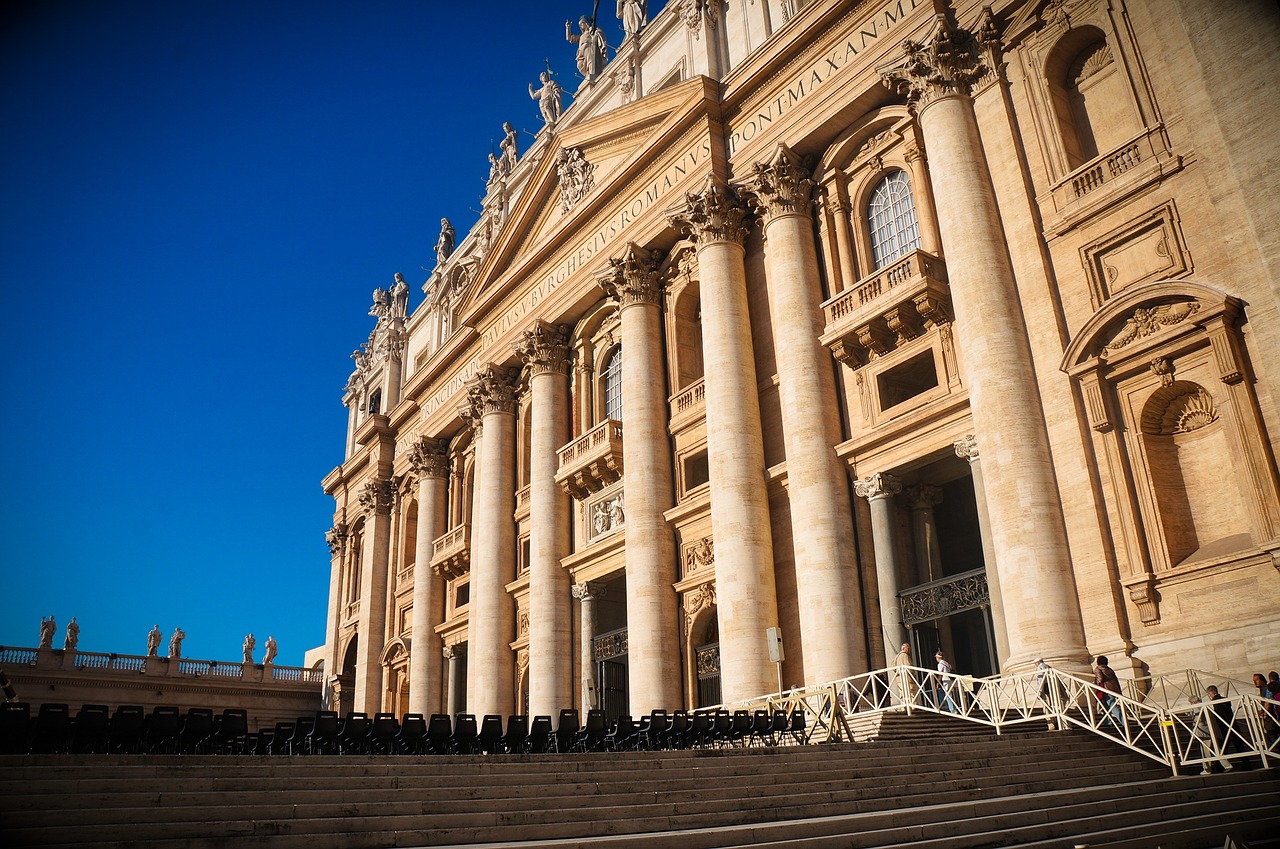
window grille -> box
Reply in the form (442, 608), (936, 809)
(868, 170), (922, 268)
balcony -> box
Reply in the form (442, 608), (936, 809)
(431, 523), (471, 580)
(820, 249), (950, 368)
(669, 377), (705, 432)
(555, 419), (623, 500)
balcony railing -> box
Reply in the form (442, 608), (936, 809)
(669, 378), (706, 430)
(555, 419), (624, 500)
(431, 523), (471, 579)
(821, 249), (950, 368)
(6, 644), (322, 683)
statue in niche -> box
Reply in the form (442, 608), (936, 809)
(264, 635), (278, 665)
(243, 633), (256, 664)
(618, 0), (647, 38)
(64, 617), (79, 652)
(147, 624), (162, 656)
(500, 122), (519, 172)
(169, 626), (185, 659)
(593, 502), (608, 535)
(529, 70), (564, 130)
(566, 16), (608, 81)
(435, 218), (456, 266)
(39, 615), (56, 649)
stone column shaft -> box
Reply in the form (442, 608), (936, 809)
(323, 525), (347, 709)
(517, 323), (574, 717)
(408, 439), (449, 717)
(600, 245), (681, 714)
(856, 473), (906, 654)
(882, 17), (1088, 669)
(956, 435), (1010, 665)
(740, 145), (867, 685)
(905, 484), (944, 584)
(572, 582), (603, 712)
(444, 646), (463, 716)
(669, 182), (779, 702)
(829, 191), (859, 292)
(464, 365), (519, 717)
(354, 480), (393, 715)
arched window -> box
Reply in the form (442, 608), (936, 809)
(602, 346), (623, 421)
(867, 170), (921, 268)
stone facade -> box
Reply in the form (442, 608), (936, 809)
(321, 0), (1280, 719)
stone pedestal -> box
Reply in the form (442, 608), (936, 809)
(669, 180), (779, 702)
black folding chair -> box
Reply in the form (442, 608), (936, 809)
(370, 713), (400, 754)
(687, 712), (712, 749)
(0, 702), (30, 754)
(575, 709), (607, 752)
(339, 712), (370, 754)
(728, 709), (753, 747)
(425, 714), (452, 754)
(477, 714), (504, 754)
(288, 715), (316, 755)
(108, 705), (145, 754)
(551, 708), (579, 753)
(604, 714), (636, 751)
(177, 708), (213, 754)
(502, 714), (528, 754)
(398, 713), (427, 754)
(667, 710), (690, 750)
(747, 709), (774, 747)
(144, 706), (180, 753)
(210, 709), (249, 754)
(640, 710), (670, 751)
(269, 722), (296, 755)
(308, 710), (340, 755)
(451, 713), (478, 754)
(526, 715), (552, 753)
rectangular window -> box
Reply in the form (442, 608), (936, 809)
(877, 350), (939, 411)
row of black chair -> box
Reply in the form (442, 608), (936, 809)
(1, 702), (805, 756)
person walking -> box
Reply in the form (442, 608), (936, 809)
(1093, 655), (1123, 731)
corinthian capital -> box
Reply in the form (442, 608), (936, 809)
(325, 523), (349, 555)
(853, 472), (903, 500)
(514, 320), (572, 375)
(666, 175), (751, 247)
(880, 14), (988, 111)
(464, 363), (521, 418)
(598, 243), (663, 307)
(358, 478), (395, 516)
(953, 434), (979, 462)
(734, 143), (816, 223)
(407, 436), (450, 479)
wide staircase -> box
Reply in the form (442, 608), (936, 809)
(1, 714), (1274, 849)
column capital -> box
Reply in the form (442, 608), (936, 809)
(904, 483), (944, 510)
(358, 478), (395, 516)
(953, 434), (980, 462)
(571, 581), (607, 602)
(464, 362), (521, 418)
(880, 14), (989, 112)
(666, 175), (751, 248)
(598, 243), (663, 308)
(407, 436), (451, 479)
(442, 643), (457, 660)
(514, 320), (572, 375)
(853, 471), (903, 500)
(325, 523), (349, 555)
(734, 143), (816, 224)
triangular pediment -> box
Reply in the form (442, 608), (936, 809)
(451, 76), (722, 324)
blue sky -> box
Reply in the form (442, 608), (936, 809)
(1, 0), (666, 665)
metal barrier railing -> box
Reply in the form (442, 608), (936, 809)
(723, 665), (1280, 775)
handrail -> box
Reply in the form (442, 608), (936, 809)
(723, 664), (1279, 775)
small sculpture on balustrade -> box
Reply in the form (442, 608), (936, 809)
(264, 635), (278, 665)
(168, 626), (185, 659)
(38, 615), (56, 649)
(500, 122), (519, 173)
(566, 16), (608, 81)
(435, 218), (456, 267)
(64, 617), (79, 652)
(618, 0), (647, 38)
(243, 633), (256, 664)
(146, 624), (161, 656)
(529, 70), (564, 130)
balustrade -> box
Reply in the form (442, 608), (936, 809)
(669, 378), (706, 430)
(897, 567), (990, 626)
(555, 419), (624, 499)
(431, 522), (471, 579)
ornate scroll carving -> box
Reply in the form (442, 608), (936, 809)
(853, 472), (903, 500)
(953, 434), (979, 462)
(463, 363), (521, 418)
(666, 176), (751, 247)
(407, 436), (450, 479)
(735, 143), (816, 223)
(1125, 576), (1160, 625)
(880, 14), (989, 111)
(514, 320), (572, 376)
(599, 242), (663, 307)
(683, 536), (714, 577)
(1101, 301), (1201, 357)
(571, 582), (606, 602)
(899, 569), (990, 625)
(358, 478), (394, 516)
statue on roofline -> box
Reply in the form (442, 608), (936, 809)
(529, 69), (564, 130)
(566, 16), (608, 81)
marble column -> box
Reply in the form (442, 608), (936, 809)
(738, 144), (868, 685)
(407, 438), (449, 717)
(955, 434), (1010, 665)
(463, 364), (520, 717)
(323, 524), (347, 710)
(882, 16), (1089, 670)
(444, 644), (462, 716)
(599, 244), (681, 714)
(572, 582), (604, 712)
(904, 483), (944, 584)
(515, 322), (574, 717)
(825, 181), (859, 292)
(354, 478), (394, 715)
(854, 472), (906, 655)
(668, 179), (780, 702)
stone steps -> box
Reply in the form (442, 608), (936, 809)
(0, 714), (1271, 849)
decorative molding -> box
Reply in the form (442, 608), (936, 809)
(683, 536), (714, 577)
(1101, 301), (1201, 358)
(904, 483), (943, 510)
(463, 363), (521, 417)
(557, 147), (595, 214)
(953, 434), (979, 463)
(358, 478), (394, 516)
(667, 176), (751, 247)
(571, 581), (606, 602)
(406, 436), (450, 479)
(735, 143), (816, 223)
(325, 523), (349, 556)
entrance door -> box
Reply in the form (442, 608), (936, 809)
(597, 659), (628, 720)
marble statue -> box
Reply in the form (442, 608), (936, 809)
(500, 122), (519, 172)
(147, 624), (162, 656)
(487, 152), (505, 188)
(39, 615), (56, 649)
(567, 16), (609, 80)
(618, 0), (647, 38)
(435, 218), (456, 266)
(529, 70), (564, 130)
(264, 635), (278, 665)
(168, 626), (185, 659)
(243, 633), (256, 664)
(64, 617), (79, 652)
